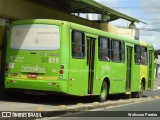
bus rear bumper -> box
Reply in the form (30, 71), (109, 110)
(5, 78), (68, 94)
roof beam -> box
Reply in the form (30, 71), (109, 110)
(79, 0), (146, 24)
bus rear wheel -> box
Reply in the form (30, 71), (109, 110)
(96, 81), (108, 102)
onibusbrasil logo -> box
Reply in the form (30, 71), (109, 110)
(1, 112), (42, 118)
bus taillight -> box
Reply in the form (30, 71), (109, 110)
(59, 70), (64, 74)
(60, 65), (64, 69)
(59, 65), (64, 74)
(59, 65), (64, 79)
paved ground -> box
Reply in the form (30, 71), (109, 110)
(154, 79), (160, 90)
(0, 79), (160, 118)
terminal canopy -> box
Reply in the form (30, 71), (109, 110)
(30, 0), (144, 23)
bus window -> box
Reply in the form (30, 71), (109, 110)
(98, 37), (110, 61)
(141, 46), (147, 65)
(11, 24), (60, 50)
(72, 31), (85, 58)
(134, 45), (141, 64)
(111, 40), (122, 62)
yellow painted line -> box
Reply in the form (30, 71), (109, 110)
(35, 107), (45, 111)
(145, 97), (154, 102)
(108, 106), (115, 108)
(147, 96), (152, 99)
(118, 99), (125, 102)
(105, 100), (113, 104)
(58, 105), (67, 109)
(128, 98), (135, 102)
(76, 103), (85, 107)
(44, 76), (58, 80)
(138, 98), (144, 101)
(92, 102), (100, 106)
(155, 96), (160, 99)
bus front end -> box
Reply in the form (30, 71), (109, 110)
(5, 20), (69, 95)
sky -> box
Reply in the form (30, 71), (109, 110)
(94, 0), (160, 50)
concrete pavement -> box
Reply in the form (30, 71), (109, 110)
(0, 79), (160, 118)
(154, 79), (160, 90)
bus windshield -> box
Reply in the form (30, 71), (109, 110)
(10, 24), (60, 50)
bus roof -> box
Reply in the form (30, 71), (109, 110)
(11, 19), (153, 48)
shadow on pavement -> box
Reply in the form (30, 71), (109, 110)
(0, 81), (152, 106)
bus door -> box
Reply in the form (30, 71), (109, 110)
(87, 37), (96, 94)
(126, 46), (132, 92)
(148, 50), (153, 89)
(68, 31), (96, 96)
(68, 31), (89, 96)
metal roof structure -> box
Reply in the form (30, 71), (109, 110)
(29, 0), (144, 23)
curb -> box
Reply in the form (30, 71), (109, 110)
(0, 96), (159, 119)
(40, 97), (160, 118)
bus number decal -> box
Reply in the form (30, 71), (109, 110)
(41, 57), (59, 63)
(41, 57), (49, 63)
(55, 57), (59, 63)
(49, 58), (57, 63)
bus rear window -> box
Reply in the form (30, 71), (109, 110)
(10, 24), (60, 50)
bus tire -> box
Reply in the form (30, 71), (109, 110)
(96, 81), (108, 102)
(126, 94), (131, 99)
(131, 92), (139, 98)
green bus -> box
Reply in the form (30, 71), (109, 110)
(5, 19), (154, 102)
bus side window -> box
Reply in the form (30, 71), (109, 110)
(134, 45), (141, 64)
(111, 40), (122, 62)
(141, 46), (147, 65)
(98, 37), (110, 61)
(72, 31), (85, 58)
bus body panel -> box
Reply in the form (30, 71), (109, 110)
(68, 59), (89, 96)
(131, 64), (140, 91)
(5, 78), (68, 93)
(95, 61), (111, 94)
(109, 63), (126, 94)
(5, 20), (70, 94)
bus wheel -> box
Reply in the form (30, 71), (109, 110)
(132, 92), (138, 98)
(126, 94), (131, 99)
(131, 92), (139, 98)
(96, 81), (108, 102)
